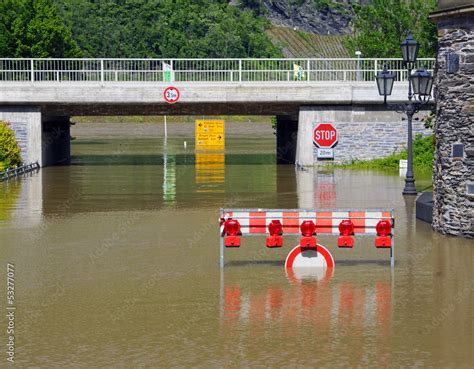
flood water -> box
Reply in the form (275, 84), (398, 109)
(0, 122), (472, 368)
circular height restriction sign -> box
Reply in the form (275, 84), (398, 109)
(163, 86), (180, 104)
(285, 244), (335, 269)
(313, 123), (338, 148)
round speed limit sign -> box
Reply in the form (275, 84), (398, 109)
(163, 86), (180, 104)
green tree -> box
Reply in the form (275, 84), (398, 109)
(345, 0), (437, 58)
(239, 0), (266, 14)
(0, 121), (22, 171)
(55, 0), (281, 58)
(0, 0), (81, 57)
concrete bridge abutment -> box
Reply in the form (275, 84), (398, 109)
(295, 105), (432, 167)
(0, 106), (42, 166)
(0, 107), (71, 167)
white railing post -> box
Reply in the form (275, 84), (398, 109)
(239, 59), (242, 83)
(307, 59), (310, 82)
(374, 59), (378, 79)
(170, 59), (174, 82)
(30, 59), (34, 82)
(100, 59), (104, 85)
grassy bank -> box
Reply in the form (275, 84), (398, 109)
(337, 134), (435, 170)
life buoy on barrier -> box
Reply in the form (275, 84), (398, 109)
(285, 244), (335, 269)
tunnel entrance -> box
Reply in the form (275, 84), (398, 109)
(68, 115), (298, 166)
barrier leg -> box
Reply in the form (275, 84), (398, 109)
(220, 236), (224, 268)
(390, 236), (395, 268)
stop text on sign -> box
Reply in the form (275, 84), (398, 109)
(313, 123), (338, 148)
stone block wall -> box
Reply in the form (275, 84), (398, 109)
(431, 7), (474, 238)
(295, 105), (432, 165)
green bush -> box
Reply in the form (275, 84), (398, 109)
(338, 134), (435, 170)
(0, 121), (22, 171)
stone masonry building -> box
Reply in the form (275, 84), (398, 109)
(430, 1), (473, 238)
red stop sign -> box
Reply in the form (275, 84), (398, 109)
(313, 123), (338, 148)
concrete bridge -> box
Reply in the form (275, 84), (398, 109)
(0, 58), (435, 167)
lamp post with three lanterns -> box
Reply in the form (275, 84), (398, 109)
(375, 34), (434, 195)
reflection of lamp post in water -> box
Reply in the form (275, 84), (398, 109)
(375, 34), (433, 196)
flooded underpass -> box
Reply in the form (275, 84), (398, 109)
(0, 121), (472, 368)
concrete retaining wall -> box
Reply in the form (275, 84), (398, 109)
(0, 107), (71, 167)
(296, 105), (432, 165)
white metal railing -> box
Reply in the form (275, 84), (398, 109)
(0, 58), (435, 83)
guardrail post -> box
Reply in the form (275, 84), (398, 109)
(171, 59), (174, 82)
(30, 59), (34, 82)
(239, 60), (242, 83)
(100, 59), (104, 85)
(374, 59), (378, 78)
(307, 59), (310, 82)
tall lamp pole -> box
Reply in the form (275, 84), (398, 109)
(375, 34), (434, 196)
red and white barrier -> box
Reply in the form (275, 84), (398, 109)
(219, 208), (395, 268)
(221, 210), (392, 235)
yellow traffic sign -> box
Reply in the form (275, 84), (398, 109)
(196, 120), (225, 150)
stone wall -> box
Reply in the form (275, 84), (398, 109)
(431, 7), (474, 238)
(295, 105), (432, 165)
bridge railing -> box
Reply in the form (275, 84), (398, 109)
(0, 58), (435, 83)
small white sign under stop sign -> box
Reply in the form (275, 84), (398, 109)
(317, 148), (334, 159)
(399, 159), (408, 177)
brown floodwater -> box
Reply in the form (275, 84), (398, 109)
(0, 123), (472, 368)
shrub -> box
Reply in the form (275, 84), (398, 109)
(337, 134), (435, 170)
(0, 121), (22, 171)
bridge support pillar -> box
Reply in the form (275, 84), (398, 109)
(276, 115), (298, 164)
(296, 106), (335, 167)
(42, 116), (71, 166)
(0, 106), (43, 166)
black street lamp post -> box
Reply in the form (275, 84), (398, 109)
(376, 34), (434, 196)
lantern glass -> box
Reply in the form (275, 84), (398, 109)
(376, 220), (392, 237)
(411, 68), (433, 96)
(401, 34), (419, 64)
(376, 65), (395, 96)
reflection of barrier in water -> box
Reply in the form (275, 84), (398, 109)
(219, 208), (396, 268)
(196, 153), (225, 193)
(221, 273), (392, 338)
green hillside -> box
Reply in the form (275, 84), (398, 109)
(267, 27), (350, 58)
